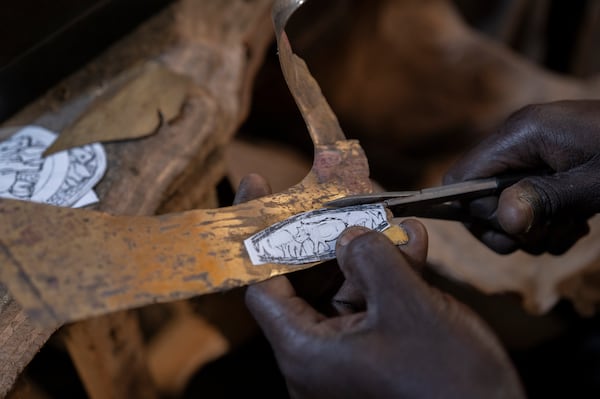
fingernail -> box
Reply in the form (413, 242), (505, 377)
(516, 195), (535, 233)
(498, 187), (536, 235)
(338, 226), (371, 247)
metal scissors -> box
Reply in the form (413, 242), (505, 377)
(324, 174), (530, 223)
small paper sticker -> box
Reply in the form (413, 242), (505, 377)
(245, 204), (390, 265)
(73, 190), (100, 208)
(0, 126), (106, 207)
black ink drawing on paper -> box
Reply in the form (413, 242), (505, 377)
(244, 204), (390, 265)
(0, 127), (69, 202)
(46, 143), (106, 207)
(0, 126), (106, 207)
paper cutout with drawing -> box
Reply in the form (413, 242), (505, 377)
(0, 126), (106, 207)
(245, 204), (390, 265)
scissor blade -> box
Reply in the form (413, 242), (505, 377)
(324, 191), (418, 207)
(383, 177), (500, 208)
(325, 174), (529, 212)
(324, 178), (501, 208)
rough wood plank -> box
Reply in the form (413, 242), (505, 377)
(43, 62), (191, 156)
(0, 285), (52, 398)
(146, 302), (229, 396)
(62, 312), (158, 399)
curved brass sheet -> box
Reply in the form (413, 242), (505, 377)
(0, 0), (406, 326)
(272, 0), (346, 146)
(0, 141), (374, 326)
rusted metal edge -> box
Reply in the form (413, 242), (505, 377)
(273, 0), (346, 146)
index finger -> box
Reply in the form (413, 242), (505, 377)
(335, 228), (432, 321)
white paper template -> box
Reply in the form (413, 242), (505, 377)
(245, 204), (390, 265)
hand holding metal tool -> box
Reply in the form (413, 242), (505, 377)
(325, 174), (529, 224)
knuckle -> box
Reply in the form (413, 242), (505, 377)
(503, 104), (547, 138)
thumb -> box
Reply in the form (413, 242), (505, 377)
(335, 227), (431, 320)
(497, 164), (600, 235)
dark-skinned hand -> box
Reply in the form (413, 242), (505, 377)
(445, 100), (600, 254)
(246, 222), (525, 398)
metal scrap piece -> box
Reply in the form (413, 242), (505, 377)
(272, 0), (346, 146)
